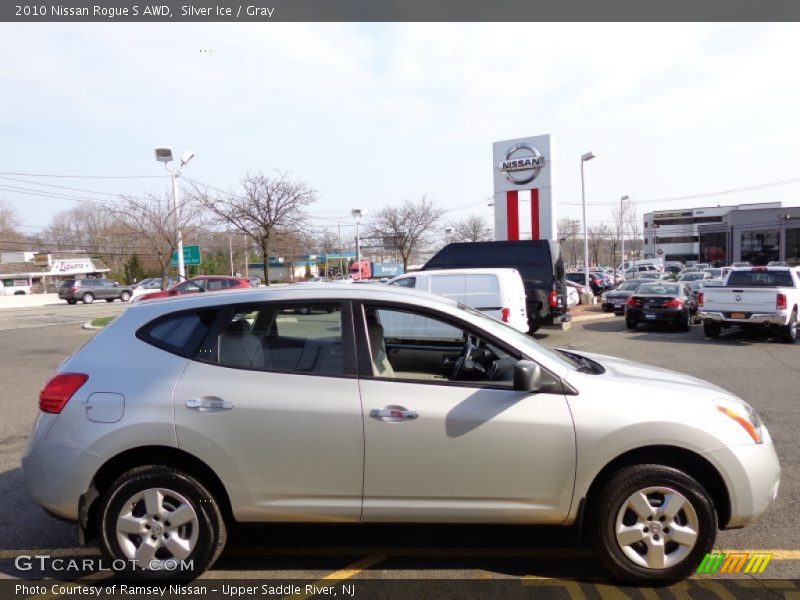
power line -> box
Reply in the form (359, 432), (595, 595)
(0, 171), (168, 179)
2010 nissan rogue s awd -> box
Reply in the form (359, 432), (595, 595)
(22, 285), (780, 580)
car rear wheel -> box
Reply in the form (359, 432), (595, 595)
(625, 317), (637, 330)
(66, 299), (77, 305)
(98, 465), (227, 578)
(590, 464), (716, 581)
(678, 314), (691, 332)
(780, 309), (797, 344)
(120, 291), (131, 302)
(703, 320), (721, 338)
(82, 293), (94, 304)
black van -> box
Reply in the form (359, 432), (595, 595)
(422, 240), (569, 332)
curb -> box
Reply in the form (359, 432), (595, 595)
(82, 321), (103, 330)
(570, 310), (617, 323)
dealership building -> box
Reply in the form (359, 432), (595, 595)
(642, 202), (800, 265)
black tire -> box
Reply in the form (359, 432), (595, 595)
(98, 465), (227, 578)
(67, 299), (77, 305)
(82, 292), (94, 304)
(625, 317), (637, 330)
(120, 291), (131, 302)
(780, 309), (797, 344)
(589, 464), (716, 581)
(703, 320), (721, 338)
(528, 323), (541, 334)
(678, 314), (691, 333)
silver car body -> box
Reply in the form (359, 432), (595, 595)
(23, 285), (779, 533)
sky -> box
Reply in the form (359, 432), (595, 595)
(1, 22), (800, 241)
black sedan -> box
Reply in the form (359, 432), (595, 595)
(624, 282), (696, 331)
(601, 279), (650, 314)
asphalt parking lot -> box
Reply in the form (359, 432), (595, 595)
(0, 303), (798, 598)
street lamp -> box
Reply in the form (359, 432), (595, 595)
(155, 146), (195, 281)
(580, 152), (596, 302)
(351, 208), (363, 280)
(620, 195), (630, 281)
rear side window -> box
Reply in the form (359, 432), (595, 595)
(138, 310), (217, 358)
(727, 270), (794, 287)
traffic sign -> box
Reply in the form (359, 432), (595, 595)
(171, 245), (201, 266)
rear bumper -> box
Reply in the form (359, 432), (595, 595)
(699, 311), (788, 326)
(626, 308), (685, 322)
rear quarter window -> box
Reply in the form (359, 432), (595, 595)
(137, 310), (217, 358)
(727, 271), (794, 287)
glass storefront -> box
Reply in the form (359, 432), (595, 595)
(786, 228), (800, 265)
(741, 230), (780, 265)
(699, 231), (728, 265)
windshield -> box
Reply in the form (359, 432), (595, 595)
(617, 281), (642, 291)
(458, 304), (581, 371)
(680, 273), (703, 281)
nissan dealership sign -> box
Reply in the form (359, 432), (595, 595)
(498, 143), (546, 185)
(492, 134), (554, 241)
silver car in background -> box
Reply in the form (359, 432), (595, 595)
(22, 285), (779, 581)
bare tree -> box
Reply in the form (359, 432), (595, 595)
(448, 214), (493, 243)
(111, 194), (205, 287)
(367, 197), (444, 270)
(588, 223), (612, 267)
(0, 199), (26, 248)
(557, 217), (581, 268)
(192, 172), (316, 285)
(626, 203), (643, 262)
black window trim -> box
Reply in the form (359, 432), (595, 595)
(353, 299), (564, 393)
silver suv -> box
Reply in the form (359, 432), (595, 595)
(22, 285), (780, 580)
(58, 278), (134, 304)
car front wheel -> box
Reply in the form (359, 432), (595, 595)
(120, 291), (131, 302)
(98, 465), (227, 578)
(590, 464), (716, 581)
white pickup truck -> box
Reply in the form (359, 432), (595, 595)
(697, 266), (800, 343)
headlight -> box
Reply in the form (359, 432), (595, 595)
(716, 398), (764, 444)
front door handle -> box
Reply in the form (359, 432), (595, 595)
(186, 397), (235, 412)
(370, 407), (419, 421)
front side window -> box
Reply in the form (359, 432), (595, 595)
(363, 305), (518, 387)
(212, 303), (345, 375)
(390, 277), (416, 288)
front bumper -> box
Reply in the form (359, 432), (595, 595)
(699, 311), (788, 326)
(705, 436), (781, 529)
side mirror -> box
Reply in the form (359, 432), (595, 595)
(513, 360), (543, 392)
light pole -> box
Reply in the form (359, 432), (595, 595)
(620, 195), (629, 281)
(444, 227), (453, 245)
(351, 208), (363, 280)
(580, 152), (596, 302)
(155, 147), (194, 281)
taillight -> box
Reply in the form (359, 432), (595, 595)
(777, 293), (787, 310)
(626, 296), (642, 307)
(501, 307), (511, 322)
(666, 298), (684, 309)
(39, 373), (88, 414)
(70, 287), (78, 293)
(548, 290), (558, 308)
(697, 292), (704, 307)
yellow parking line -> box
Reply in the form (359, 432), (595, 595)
(281, 554), (386, 600)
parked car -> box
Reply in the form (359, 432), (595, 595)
(677, 272), (711, 283)
(247, 277), (263, 287)
(731, 262), (752, 268)
(624, 281), (697, 331)
(636, 272), (662, 280)
(564, 279), (589, 303)
(565, 271), (606, 295)
(698, 266), (800, 342)
(129, 277), (179, 302)
(601, 279), (649, 314)
(387, 268), (529, 333)
(22, 284), (779, 581)
(565, 283), (580, 307)
(623, 264), (661, 279)
(58, 279), (134, 304)
(135, 276), (251, 302)
(422, 240), (569, 332)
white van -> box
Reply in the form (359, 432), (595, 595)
(387, 268), (529, 332)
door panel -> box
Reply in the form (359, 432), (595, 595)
(174, 364), (363, 522)
(360, 379), (576, 524)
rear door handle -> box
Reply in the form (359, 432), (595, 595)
(186, 397), (235, 412)
(370, 407), (419, 421)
